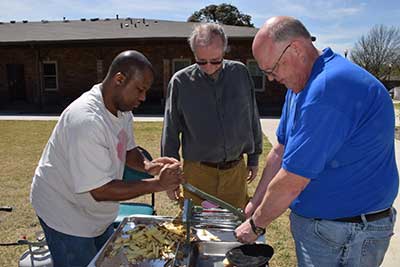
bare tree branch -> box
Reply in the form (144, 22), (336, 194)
(350, 25), (400, 80)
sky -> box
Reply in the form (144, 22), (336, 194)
(0, 0), (399, 56)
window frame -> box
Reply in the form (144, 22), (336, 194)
(247, 59), (265, 92)
(42, 61), (59, 92)
(172, 58), (191, 74)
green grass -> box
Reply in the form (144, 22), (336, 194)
(0, 120), (296, 267)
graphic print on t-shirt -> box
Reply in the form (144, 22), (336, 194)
(117, 129), (128, 162)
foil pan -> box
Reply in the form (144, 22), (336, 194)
(95, 215), (185, 267)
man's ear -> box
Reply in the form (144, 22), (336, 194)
(291, 40), (305, 62)
(114, 72), (126, 86)
(291, 40), (301, 56)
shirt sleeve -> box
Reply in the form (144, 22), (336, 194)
(282, 103), (351, 179)
(161, 76), (183, 160)
(246, 67), (263, 167)
(67, 118), (115, 193)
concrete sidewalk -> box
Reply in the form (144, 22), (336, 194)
(260, 118), (399, 267)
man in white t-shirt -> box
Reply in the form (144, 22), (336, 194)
(30, 50), (184, 267)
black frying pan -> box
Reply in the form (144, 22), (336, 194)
(226, 243), (274, 267)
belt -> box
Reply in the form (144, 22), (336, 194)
(200, 156), (243, 170)
(332, 208), (391, 223)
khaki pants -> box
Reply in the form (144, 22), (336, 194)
(182, 159), (249, 209)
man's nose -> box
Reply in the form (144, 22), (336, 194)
(266, 73), (275, 82)
(139, 92), (146, 101)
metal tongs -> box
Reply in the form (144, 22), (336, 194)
(182, 182), (246, 222)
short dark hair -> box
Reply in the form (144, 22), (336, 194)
(107, 50), (154, 81)
(270, 18), (311, 43)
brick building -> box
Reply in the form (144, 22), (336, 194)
(0, 17), (286, 115)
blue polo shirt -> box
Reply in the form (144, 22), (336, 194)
(277, 48), (399, 219)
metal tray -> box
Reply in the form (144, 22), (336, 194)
(95, 215), (183, 267)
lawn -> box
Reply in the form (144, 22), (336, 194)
(0, 120), (295, 267)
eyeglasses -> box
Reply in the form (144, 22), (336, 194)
(196, 59), (223, 65)
(261, 43), (292, 77)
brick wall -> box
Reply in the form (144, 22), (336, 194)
(0, 46), (38, 105)
(0, 39), (285, 115)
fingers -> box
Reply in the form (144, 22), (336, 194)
(146, 163), (163, 170)
(148, 160), (183, 177)
(166, 162), (182, 170)
(244, 202), (255, 219)
(234, 221), (258, 244)
(246, 166), (258, 183)
(166, 187), (181, 200)
(158, 163), (185, 189)
(163, 163), (184, 176)
(144, 161), (163, 176)
(152, 157), (180, 164)
(247, 172), (257, 183)
(246, 170), (254, 183)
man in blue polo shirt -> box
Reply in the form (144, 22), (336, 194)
(235, 16), (398, 267)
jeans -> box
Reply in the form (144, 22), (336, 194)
(38, 217), (114, 267)
(290, 208), (396, 267)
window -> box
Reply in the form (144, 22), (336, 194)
(172, 58), (191, 73)
(247, 60), (265, 92)
(42, 61), (58, 91)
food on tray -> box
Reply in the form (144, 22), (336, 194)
(108, 222), (187, 264)
(223, 257), (234, 267)
(197, 228), (221, 241)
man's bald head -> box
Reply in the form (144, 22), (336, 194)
(102, 50), (155, 116)
(253, 16), (312, 57)
(106, 50), (154, 81)
(253, 16), (320, 93)
(263, 16), (311, 43)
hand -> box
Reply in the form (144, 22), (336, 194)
(246, 166), (259, 183)
(144, 157), (179, 176)
(244, 200), (257, 219)
(157, 163), (185, 190)
(234, 219), (259, 244)
(144, 161), (163, 176)
(152, 157), (180, 165)
(166, 186), (181, 201)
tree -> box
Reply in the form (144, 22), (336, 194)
(350, 24), (400, 80)
(187, 3), (254, 27)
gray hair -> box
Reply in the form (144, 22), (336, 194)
(269, 18), (311, 43)
(188, 23), (228, 52)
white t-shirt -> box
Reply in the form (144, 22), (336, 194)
(30, 84), (136, 237)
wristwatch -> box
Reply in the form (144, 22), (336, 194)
(249, 216), (266, 236)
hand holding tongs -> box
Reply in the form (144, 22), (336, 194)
(182, 183), (246, 222)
